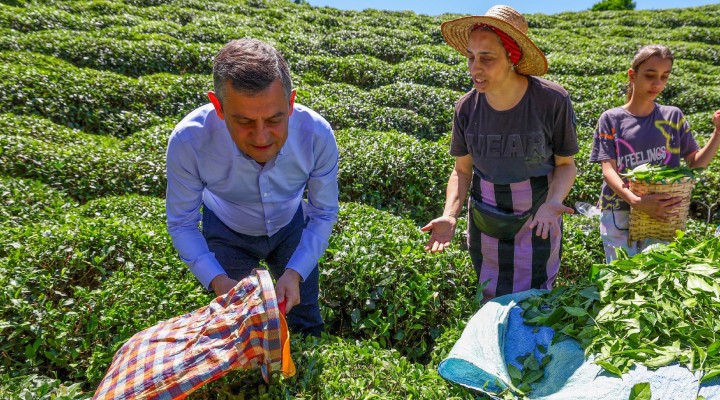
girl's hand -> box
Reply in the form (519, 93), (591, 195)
(631, 193), (683, 222)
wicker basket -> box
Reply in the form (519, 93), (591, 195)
(628, 177), (694, 243)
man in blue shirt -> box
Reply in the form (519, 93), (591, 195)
(166, 38), (339, 335)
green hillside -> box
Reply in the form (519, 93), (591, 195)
(1, 0), (719, 398)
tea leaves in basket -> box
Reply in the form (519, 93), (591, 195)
(621, 163), (701, 183)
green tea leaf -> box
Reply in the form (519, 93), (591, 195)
(687, 275), (715, 294)
(700, 368), (720, 384)
(595, 360), (622, 377)
(643, 353), (676, 368)
(507, 363), (523, 381)
(523, 369), (544, 385)
(563, 306), (588, 317)
(629, 382), (651, 400)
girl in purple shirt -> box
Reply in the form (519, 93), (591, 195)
(590, 45), (720, 262)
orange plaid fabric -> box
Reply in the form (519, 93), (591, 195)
(93, 269), (295, 400)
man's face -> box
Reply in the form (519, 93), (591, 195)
(212, 80), (295, 165)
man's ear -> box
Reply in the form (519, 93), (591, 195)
(288, 89), (296, 117)
(208, 91), (225, 120)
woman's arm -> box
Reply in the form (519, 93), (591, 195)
(421, 155), (473, 252)
(442, 154), (474, 220)
(546, 155), (576, 204)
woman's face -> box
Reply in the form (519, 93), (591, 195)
(630, 55), (673, 102)
(466, 29), (514, 93)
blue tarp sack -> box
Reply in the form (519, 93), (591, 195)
(438, 289), (720, 399)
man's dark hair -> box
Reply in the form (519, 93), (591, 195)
(212, 38), (292, 103)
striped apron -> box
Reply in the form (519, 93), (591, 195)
(468, 172), (562, 301)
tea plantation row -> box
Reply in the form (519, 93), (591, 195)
(0, 175), (714, 397)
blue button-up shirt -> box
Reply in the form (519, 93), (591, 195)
(166, 103), (339, 289)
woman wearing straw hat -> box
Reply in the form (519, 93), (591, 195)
(422, 5), (579, 301)
(590, 44), (720, 262)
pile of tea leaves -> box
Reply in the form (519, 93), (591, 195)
(518, 233), (720, 386)
(621, 163), (700, 183)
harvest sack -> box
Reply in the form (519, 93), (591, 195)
(468, 171), (548, 241)
(93, 269), (295, 400)
(438, 290), (720, 399)
(470, 195), (533, 241)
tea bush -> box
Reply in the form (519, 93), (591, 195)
(687, 111), (717, 140)
(0, 4), (139, 32)
(368, 83), (459, 136)
(0, 176), (75, 229)
(298, 82), (375, 130)
(293, 54), (395, 88)
(0, 113), (114, 148)
(321, 35), (410, 63)
(119, 121), (175, 156)
(406, 44), (465, 65)
(0, 51), (209, 137)
(0, 203), (209, 384)
(559, 213), (605, 285)
(302, 82), (458, 140)
(336, 128), (452, 222)
(567, 127), (602, 205)
(6, 29), (217, 76)
(322, 203), (475, 360)
(0, 374), (87, 400)
(0, 54), (163, 136)
(393, 58), (469, 93)
(191, 334), (475, 399)
(546, 53), (626, 76)
(0, 134), (165, 202)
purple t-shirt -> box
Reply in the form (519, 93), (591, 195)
(589, 104), (700, 210)
(450, 76), (579, 184)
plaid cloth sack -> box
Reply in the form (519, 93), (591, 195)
(93, 268), (295, 399)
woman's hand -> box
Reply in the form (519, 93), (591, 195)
(529, 201), (574, 239)
(421, 216), (457, 252)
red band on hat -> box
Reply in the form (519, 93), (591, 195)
(471, 23), (522, 65)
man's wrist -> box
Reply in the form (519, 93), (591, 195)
(209, 273), (229, 291)
(283, 268), (302, 282)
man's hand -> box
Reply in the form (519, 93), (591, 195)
(276, 269), (302, 314)
(210, 274), (238, 297)
(421, 216), (457, 252)
(529, 201), (574, 239)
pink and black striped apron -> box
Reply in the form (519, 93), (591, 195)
(468, 172), (562, 301)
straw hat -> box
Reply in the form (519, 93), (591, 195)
(441, 5), (548, 76)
